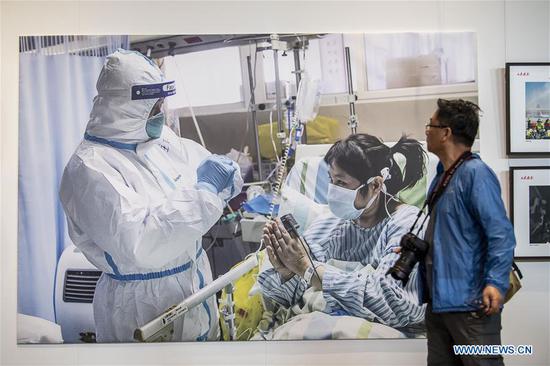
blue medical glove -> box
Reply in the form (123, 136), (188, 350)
(196, 155), (237, 196)
(220, 159), (244, 202)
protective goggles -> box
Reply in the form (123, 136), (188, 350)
(131, 80), (176, 100)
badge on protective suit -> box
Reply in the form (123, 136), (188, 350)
(131, 81), (176, 100)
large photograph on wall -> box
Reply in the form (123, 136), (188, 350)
(17, 32), (478, 344)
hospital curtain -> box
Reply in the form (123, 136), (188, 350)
(18, 36), (128, 322)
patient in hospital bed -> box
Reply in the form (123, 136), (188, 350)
(256, 134), (428, 340)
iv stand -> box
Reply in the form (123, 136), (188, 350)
(293, 43), (307, 144)
(246, 55), (263, 181)
(272, 37), (284, 135)
(344, 47), (358, 134)
(244, 34), (288, 181)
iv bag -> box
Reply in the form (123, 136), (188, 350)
(295, 73), (321, 123)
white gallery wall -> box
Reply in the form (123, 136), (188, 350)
(1, 1), (549, 365)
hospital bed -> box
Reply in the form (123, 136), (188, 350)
(135, 142), (438, 342)
(218, 142), (439, 341)
(50, 142), (438, 342)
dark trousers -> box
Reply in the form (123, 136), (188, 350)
(426, 304), (504, 366)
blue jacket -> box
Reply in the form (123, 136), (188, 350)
(420, 154), (516, 313)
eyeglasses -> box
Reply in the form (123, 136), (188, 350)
(425, 123), (449, 130)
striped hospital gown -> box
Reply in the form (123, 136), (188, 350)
(258, 204), (426, 329)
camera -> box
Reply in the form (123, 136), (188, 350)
(280, 214), (300, 238)
(386, 232), (429, 284)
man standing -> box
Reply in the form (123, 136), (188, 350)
(422, 99), (515, 365)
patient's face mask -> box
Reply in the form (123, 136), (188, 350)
(145, 112), (164, 139)
(327, 183), (378, 220)
(328, 166), (394, 220)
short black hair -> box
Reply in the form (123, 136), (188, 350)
(436, 98), (481, 147)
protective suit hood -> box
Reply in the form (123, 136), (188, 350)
(85, 49), (168, 143)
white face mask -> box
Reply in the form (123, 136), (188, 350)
(327, 167), (392, 220)
(327, 183), (378, 220)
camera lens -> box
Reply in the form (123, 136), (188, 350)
(388, 266), (408, 282)
(386, 234), (429, 284)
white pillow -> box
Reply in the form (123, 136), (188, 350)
(17, 313), (63, 344)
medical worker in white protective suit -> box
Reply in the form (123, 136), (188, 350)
(59, 49), (243, 342)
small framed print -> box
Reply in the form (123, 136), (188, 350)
(506, 63), (550, 156)
(510, 167), (550, 259)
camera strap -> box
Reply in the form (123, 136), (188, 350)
(409, 151), (473, 235)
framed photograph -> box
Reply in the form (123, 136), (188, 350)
(510, 167), (550, 259)
(506, 62), (550, 156)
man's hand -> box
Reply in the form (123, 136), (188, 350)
(481, 285), (503, 315)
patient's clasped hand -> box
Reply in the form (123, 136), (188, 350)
(263, 219), (312, 284)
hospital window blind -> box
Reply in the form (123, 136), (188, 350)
(363, 32), (477, 91)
